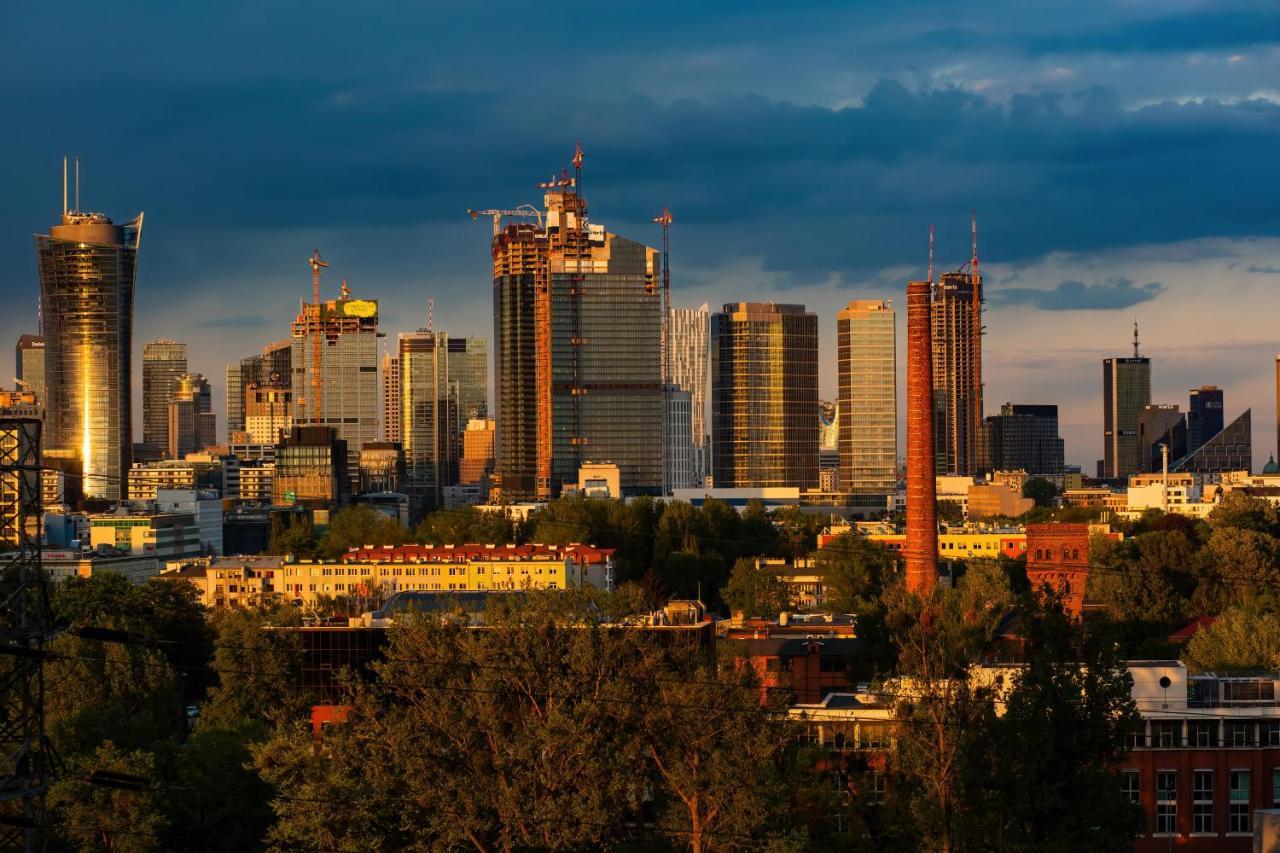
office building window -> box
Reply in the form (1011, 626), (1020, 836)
(1156, 771), (1178, 835)
(1263, 721), (1280, 746)
(1192, 770), (1212, 833)
(1155, 721), (1178, 747)
(1190, 721), (1215, 747)
(1226, 722), (1252, 747)
(1272, 768), (1280, 807)
(1229, 770), (1250, 833)
(1122, 770), (1140, 805)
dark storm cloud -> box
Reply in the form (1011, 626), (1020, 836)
(1028, 8), (1280, 54)
(991, 278), (1166, 311)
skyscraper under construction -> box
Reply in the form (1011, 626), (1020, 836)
(931, 269), (984, 475)
(491, 155), (663, 501)
(35, 160), (143, 501)
(290, 284), (379, 490)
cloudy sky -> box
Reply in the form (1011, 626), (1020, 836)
(3, 1), (1279, 470)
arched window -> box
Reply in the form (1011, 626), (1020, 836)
(1035, 549), (1043, 560)
(1071, 549), (1080, 561)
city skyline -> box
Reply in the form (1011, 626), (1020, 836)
(3, 4), (1280, 471)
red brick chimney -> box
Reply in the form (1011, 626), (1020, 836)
(906, 280), (937, 594)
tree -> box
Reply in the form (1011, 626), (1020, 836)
(1193, 527), (1280, 613)
(160, 725), (277, 852)
(968, 594), (1143, 850)
(266, 513), (316, 558)
(1183, 607), (1280, 672)
(721, 557), (792, 618)
(814, 534), (899, 615)
(937, 500), (964, 525)
(314, 505), (408, 560)
(414, 505), (516, 546)
(637, 644), (811, 852)
(48, 742), (168, 853)
(199, 606), (309, 732)
(1087, 532), (1192, 648)
(1207, 491), (1280, 536)
(1021, 477), (1057, 508)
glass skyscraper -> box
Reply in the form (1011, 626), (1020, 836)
(142, 339), (187, 455)
(447, 336), (488, 427)
(710, 302), (819, 489)
(1103, 355), (1152, 479)
(492, 186), (663, 501)
(667, 303), (710, 480)
(400, 330), (457, 513)
(837, 299), (897, 494)
(36, 201), (143, 501)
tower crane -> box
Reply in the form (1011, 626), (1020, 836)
(653, 208), (673, 379)
(467, 204), (544, 236)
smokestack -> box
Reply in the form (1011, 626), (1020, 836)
(906, 279), (938, 594)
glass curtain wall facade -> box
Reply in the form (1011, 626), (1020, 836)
(36, 210), (143, 501)
(15, 335), (45, 404)
(491, 187), (663, 501)
(667, 304), (710, 481)
(931, 271), (983, 475)
(290, 294), (380, 491)
(400, 330), (458, 514)
(142, 339), (187, 455)
(1103, 356), (1151, 478)
(447, 337), (487, 426)
(710, 302), (819, 489)
(837, 300), (897, 494)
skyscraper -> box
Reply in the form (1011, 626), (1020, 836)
(35, 163), (143, 501)
(381, 354), (400, 443)
(1187, 385), (1224, 455)
(1137, 404), (1185, 473)
(14, 335), (45, 404)
(399, 330), (457, 513)
(1173, 409), (1251, 474)
(244, 381), (292, 445)
(446, 337), (487, 426)
(491, 174), (663, 501)
(984, 403), (1065, 475)
(1102, 327), (1151, 479)
(227, 339), (290, 438)
(290, 285), (379, 488)
(667, 304), (710, 480)
(710, 302), (818, 489)
(167, 373), (215, 459)
(837, 299), (897, 494)
(931, 270), (983, 475)
(142, 339), (187, 455)
(662, 385), (695, 494)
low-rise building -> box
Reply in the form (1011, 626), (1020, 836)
(88, 508), (209, 561)
(43, 548), (159, 583)
(163, 555), (287, 608)
(868, 528), (1027, 561)
(721, 612), (859, 704)
(128, 454), (239, 501)
(238, 460), (274, 502)
(966, 481), (1034, 519)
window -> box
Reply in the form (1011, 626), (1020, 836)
(1223, 680), (1275, 704)
(1229, 771), (1250, 833)
(819, 657), (847, 673)
(867, 773), (887, 806)
(1190, 721), (1215, 747)
(1226, 722), (1252, 747)
(1272, 768), (1280, 807)
(1192, 770), (1212, 833)
(1122, 770), (1140, 805)
(1263, 721), (1280, 746)
(1155, 721), (1179, 747)
(1156, 771), (1177, 834)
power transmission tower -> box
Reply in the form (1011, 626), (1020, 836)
(0, 418), (59, 850)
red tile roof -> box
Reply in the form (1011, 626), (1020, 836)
(341, 543), (615, 565)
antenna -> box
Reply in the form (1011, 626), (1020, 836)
(74, 156), (80, 212)
(62, 156), (68, 216)
(1133, 319), (1140, 358)
(427, 297), (434, 334)
(928, 223), (935, 285)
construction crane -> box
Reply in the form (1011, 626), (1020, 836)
(537, 168), (575, 191)
(653, 208), (673, 379)
(308, 249), (329, 424)
(467, 204), (544, 236)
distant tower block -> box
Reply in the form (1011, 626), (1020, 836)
(906, 279), (938, 594)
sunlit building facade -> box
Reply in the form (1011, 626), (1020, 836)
(399, 330), (458, 513)
(710, 302), (819, 489)
(492, 185), (663, 500)
(290, 291), (379, 490)
(36, 202), (143, 501)
(142, 339), (187, 455)
(837, 299), (896, 494)
(668, 303), (710, 482)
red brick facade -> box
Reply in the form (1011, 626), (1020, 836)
(1025, 523), (1091, 617)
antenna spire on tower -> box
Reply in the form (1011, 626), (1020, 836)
(74, 156), (80, 212)
(62, 156), (68, 216)
(928, 223), (935, 285)
(1133, 320), (1140, 357)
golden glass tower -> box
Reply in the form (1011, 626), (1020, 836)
(35, 164), (142, 501)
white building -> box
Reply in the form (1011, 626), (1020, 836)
(155, 488), (223, 555)
(668, 304), (710, 481)
(663, 385), (696, 494)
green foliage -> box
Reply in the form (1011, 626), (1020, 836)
(254, 591), (811, 852)
(313, 505), (408, 560)
(937, 499), (965, 524)
(265, 513), (316, 558)
(48, 742), (168, 853)
(1182, 606), (1280, 673)
(413, 505), (515, 546)
(722, 557), (792, 618)
(1207, 491), (1280, 536)
(1021, 477), (1057, 508)
(199, 606), (309, 732)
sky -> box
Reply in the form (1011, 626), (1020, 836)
(3, 1), (1280, 470)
